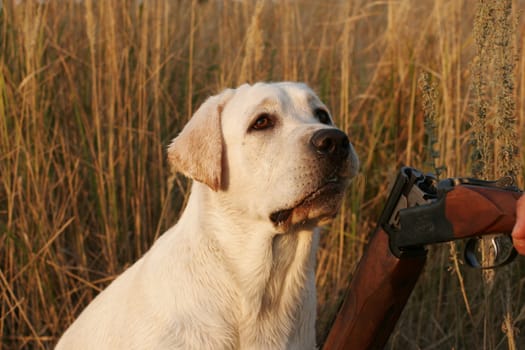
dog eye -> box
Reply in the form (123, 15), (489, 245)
(251, 113), (275, 131)
(315, 109), (332, 125)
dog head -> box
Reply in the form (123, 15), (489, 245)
(168, 82), (359, 232)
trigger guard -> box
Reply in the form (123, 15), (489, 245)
(464, 237), (517, 269)
(464, 238), (484, 268)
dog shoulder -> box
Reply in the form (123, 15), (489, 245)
(57, 224), (240, 349)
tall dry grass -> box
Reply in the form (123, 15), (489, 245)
(0, 0), (524, 349)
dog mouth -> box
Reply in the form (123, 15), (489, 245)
(269, 176), (348, 227)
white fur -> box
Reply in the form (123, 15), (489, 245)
(56, 82), (358, 350)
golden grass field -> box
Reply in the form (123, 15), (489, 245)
(1, 0), (525, 348)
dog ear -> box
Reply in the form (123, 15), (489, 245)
(168, 89), (234, 191)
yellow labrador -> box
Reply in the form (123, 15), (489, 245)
(56, 82), (359, 349)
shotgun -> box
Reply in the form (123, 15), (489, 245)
(322, 167), (522, 350)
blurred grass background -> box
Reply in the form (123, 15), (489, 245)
(1, 0), (525, 349)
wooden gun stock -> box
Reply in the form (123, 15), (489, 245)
(322, 227), (425, 350)
(443, 185), (521, 238)
(322, 172), (521, 350)
(393, 184), (522, 250)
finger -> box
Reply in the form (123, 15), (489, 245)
(512, 195), (525, 255)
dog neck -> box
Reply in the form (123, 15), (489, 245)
(184, 182), (319, 347)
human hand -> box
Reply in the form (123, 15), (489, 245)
(512, 195), (525, 255)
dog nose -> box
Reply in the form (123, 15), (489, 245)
(310, 129), (350, 161)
